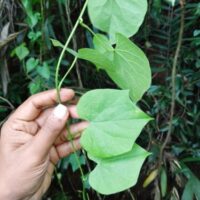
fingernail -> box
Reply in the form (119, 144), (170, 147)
(53, 104), (68, 119)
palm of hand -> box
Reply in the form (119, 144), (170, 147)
(0, 89), (87, 200)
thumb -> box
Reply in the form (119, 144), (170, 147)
(31, 104), (69, 159)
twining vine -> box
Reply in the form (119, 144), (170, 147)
(53, 0), (152, 198)
(55, 0), (88, 103)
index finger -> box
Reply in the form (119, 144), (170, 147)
(11, 88), (74, 121)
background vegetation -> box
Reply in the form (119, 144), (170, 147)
(0, 0), (200, 199)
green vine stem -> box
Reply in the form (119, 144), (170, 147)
(54, 1), (89, 198)
(55, 0), (89, 103)
(127, 189), (136, 200)
(79, 20), (95, 36)
(58, 56), (78, 91)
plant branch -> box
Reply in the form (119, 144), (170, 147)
(79, 20), (95, 36)
(158, 0), (185, 168)
(58, 56), (78, 90)
(55, 0), (88, 103)
(127, 189), (136, 200)
(0, 96), (15, 110)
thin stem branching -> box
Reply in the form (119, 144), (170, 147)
(55, 0), (89, 103)
(58, 56), (78, 91)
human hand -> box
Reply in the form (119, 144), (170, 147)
(0, 89), (88, 200)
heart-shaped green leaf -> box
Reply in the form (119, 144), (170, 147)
(26, 57), (39, 73)
(13, 43), (29, 60)
(77, 89), (151, 158)
(36, 62), (50, 80)
(88, 0), (148, 43)
(88, 144), (150, 195)
(78, 33), (151, 102)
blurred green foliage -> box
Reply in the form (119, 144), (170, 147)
(0, 0), (200, 199)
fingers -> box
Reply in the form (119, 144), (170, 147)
(36, 105), (80, 127)
(68, 105), (79, 118)
(49, 147), (60, 165)
(55, 121), (89, 145)
(12, 89), (74, 121)
(35, 108), (54, 127)
(56, 138), (81, 159)
(30, 104), (69, 159)
(32, 162), (55, 200)
(50, 139), (81, 164)
(42, 162), (55, 192)
(11, 120), (39, 136)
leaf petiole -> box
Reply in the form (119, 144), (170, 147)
(79, 20), (95, 36)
